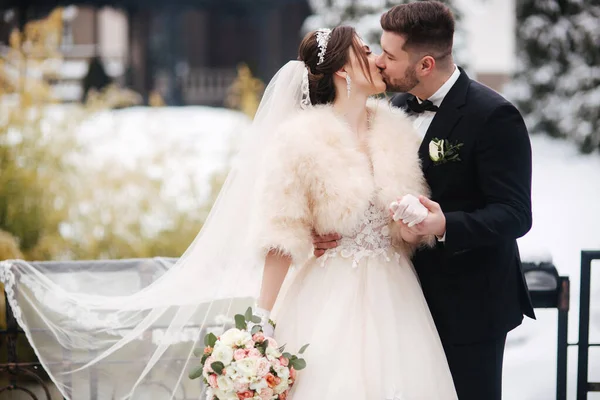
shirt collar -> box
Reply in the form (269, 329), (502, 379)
(424, 65), (460, 107)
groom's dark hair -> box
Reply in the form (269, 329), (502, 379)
(381, 1), (454, 61)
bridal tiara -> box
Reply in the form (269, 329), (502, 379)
(316, 28), (332, 65)
(300, 28), (332, 110)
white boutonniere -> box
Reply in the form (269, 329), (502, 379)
(428, 138), (463, 165)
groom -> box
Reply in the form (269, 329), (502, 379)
(314, 2), (535, 399)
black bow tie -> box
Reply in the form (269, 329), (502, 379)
(405, 96), (439, 115)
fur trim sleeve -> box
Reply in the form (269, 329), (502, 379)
(255, 124), (314, 266)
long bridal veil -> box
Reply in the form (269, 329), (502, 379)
(0, 60), (310, 400)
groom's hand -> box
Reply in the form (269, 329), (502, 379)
(406, 196), (446, 237)
(312, 230), (341, 257)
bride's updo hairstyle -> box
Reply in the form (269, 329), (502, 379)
(298, 26), (374, 105)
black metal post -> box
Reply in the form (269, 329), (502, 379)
(557, 277), (569, 400)
(576, 250), (600, 399)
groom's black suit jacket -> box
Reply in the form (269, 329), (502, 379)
(392, 69), (536, 345)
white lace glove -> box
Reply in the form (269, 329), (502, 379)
(389, 194), (428, 227)
(248, 307), (275, 338)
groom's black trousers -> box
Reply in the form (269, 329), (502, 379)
(442, 333), (507, 400)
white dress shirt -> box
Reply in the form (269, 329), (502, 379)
(412, 65), (461, 139)
(410, 65), (461, 241)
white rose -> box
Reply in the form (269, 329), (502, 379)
(273, 364), (289, 381)
(216, 375), (234, 392)
(220, 329), (252, 347)
(212, 343), (234, 366)
(429, 140), (442, 162)
(213, 388), (237, 400)
(265, 345), (282, 360)
(233, 357), (258, 378)
(227, 365), (251, 385)
(249, 376), (269, 391)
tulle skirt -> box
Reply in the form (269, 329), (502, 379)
(272, 250), (458, 400)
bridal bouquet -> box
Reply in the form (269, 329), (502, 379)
(189, 308), (308, 400)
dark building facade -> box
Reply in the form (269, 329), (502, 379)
(1, 0), (312, 105)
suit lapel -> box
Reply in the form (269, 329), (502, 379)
(418, 68), (470, 172)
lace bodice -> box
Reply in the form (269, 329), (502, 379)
(320, 203), (397, 268)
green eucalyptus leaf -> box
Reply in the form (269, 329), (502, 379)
(298, 344), (310, 354)
(251, 325), (262, 335)
(291, 358), (307, 371)
(204, 333), (217, 348)
(188, 365), (203, 380)
(235, 314), (247, 330)
(211, 361), (225, 375)
(258, 340), (269, 355)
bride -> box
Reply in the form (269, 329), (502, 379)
(0, 26), (457, 400)
(255, 27), (457, 399)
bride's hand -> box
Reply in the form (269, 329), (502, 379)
(312, 230), (341, 257)
(251, 307), (276, 338)
(261, 321), (275, 338)
(390, 194), (428, 227)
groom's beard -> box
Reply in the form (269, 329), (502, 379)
(383, 67), (419, 93)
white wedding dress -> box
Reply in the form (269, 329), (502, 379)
(273, 204), (458, 400)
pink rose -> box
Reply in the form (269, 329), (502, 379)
(256, 358), (271, 377)
(233, 381), (249, 392)
(208, 374), (218, 388)
(233, 349), (247, 361)
(278, 356), (289, 367)
(265, 337), (278, 349)
(203, 356), (215, 373)
(270, 358), (281, 368)
(252, 332), (265, 343)
(289, 367), (297, 381)
(279, 390), (288, 400)
(237, 391), (254, 399)
(244, 340), (255, 349)
(259, 388), (274, 400)
(248, 348), (262, 358)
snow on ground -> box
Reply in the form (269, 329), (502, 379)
(75, 106), (250, 206)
